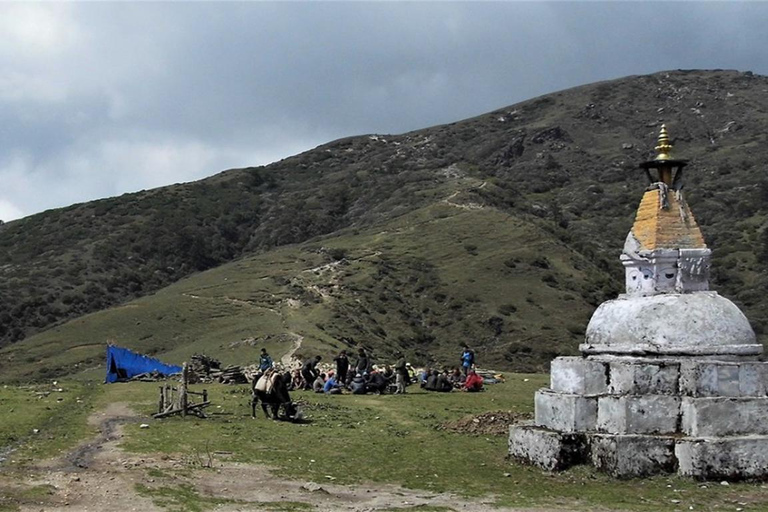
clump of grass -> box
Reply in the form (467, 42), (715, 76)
(135, 483), (235, 512)
(259, 502), (313, 512)
(380, 507), (456, 512)
(0, 484), (56, 511)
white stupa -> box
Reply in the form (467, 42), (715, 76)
(509, 126), (768, 479)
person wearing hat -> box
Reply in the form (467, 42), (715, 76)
(405, 363), (416, 385)
(349, 373), (367, 394)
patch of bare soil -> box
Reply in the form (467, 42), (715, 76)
(5, 403), (547, 511)
(440, 411), (532, 437)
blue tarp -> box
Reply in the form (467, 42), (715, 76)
(105, 345), (182, 383)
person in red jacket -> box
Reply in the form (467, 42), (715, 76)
(463, 370), (483, 392)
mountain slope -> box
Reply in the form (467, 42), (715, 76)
(0, 202), (610, 381)
(1, 69), (768, 379)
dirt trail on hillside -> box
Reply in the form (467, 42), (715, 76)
(5, 403), (566, 512)
(280, 332), (304, 367)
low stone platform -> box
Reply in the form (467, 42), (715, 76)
(508, 424), (588, 471)
(509, 356), (768, 479)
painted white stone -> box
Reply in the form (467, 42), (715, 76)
(738, 363), (765, 397)
(535, 390), (597, 433)
(550, 357), (608, 395)
(679, 361), (767, 397)
(597, 395), (680, 435)
(681, 397), (768, 437)
(676, 436), (768, 480)
(582, 292), (760, 357)
(508, 424), (589, 471)
(621, 243), (711, 297)
(591, 434), (676, 478)
(608, 361), (679, 395)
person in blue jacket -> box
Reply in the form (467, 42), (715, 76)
(460, 343), (475, 376)
(323, 373), (342, 394)
(259, 348), (274, 372)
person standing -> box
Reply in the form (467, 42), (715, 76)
(394, 352), (408, 394)
(354, 348), (370, 376)
(333, 350), (350, 385)
(460, 343), (475, 376)
(259, 348), (274, 372)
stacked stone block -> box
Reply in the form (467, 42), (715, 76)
(509, 356), (768, 479)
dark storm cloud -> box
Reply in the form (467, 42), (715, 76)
(1, 2), (767, 220)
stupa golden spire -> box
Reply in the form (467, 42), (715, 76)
(630, 125), (706, 250)
(654, 124), (673, 161)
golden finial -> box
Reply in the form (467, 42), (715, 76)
(654, 124), (673, 161)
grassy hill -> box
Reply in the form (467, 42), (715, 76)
(2, 69), (768, 380)
(0, 202), (609, 381)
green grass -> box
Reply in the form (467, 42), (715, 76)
(0, 381), (100, 464)
(3, 376), (768, 510)
(135, 482), (236, 512)
(110, 378), (768, 511)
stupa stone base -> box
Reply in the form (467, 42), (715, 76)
(534, 389), (597, 433)
(508, 423), (588, 471)
(590, 434), (676, 478)
(677, 436), (768, 480)
(509, 356), (768, 479)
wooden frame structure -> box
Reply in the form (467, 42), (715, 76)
(153, 363), (211, 419)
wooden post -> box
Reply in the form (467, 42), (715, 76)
(180, 362), (189, 418)
(158, 386), (165, 414)
(164, 384), (172, 412)
(203, 389), (208, 403)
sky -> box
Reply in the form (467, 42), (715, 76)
(2, 2), (767, 222)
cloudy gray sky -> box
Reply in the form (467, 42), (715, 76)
(2, 2), (767, 221)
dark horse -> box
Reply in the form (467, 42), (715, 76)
(251, 371), (299, 421)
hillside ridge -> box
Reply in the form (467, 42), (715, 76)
(2, 69), (768, 378)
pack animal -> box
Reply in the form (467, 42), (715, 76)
(251, 370), (298, 421)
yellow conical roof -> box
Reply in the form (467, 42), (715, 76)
(631, 189), (706, 250)
(631, 125), (706, 250)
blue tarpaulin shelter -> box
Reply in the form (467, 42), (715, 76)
(105, 345), (182, 383)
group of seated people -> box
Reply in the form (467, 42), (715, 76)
(282, 364), (483, 395)
(300, 367), (396, 395)
(419, 367), (484, 392)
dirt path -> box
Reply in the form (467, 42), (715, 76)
(15, 402), (158, 512)
(279, 332), (304, 367)
(5, 402), (552, 511)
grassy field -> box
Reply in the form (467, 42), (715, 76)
(2, 375), (768, 511)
